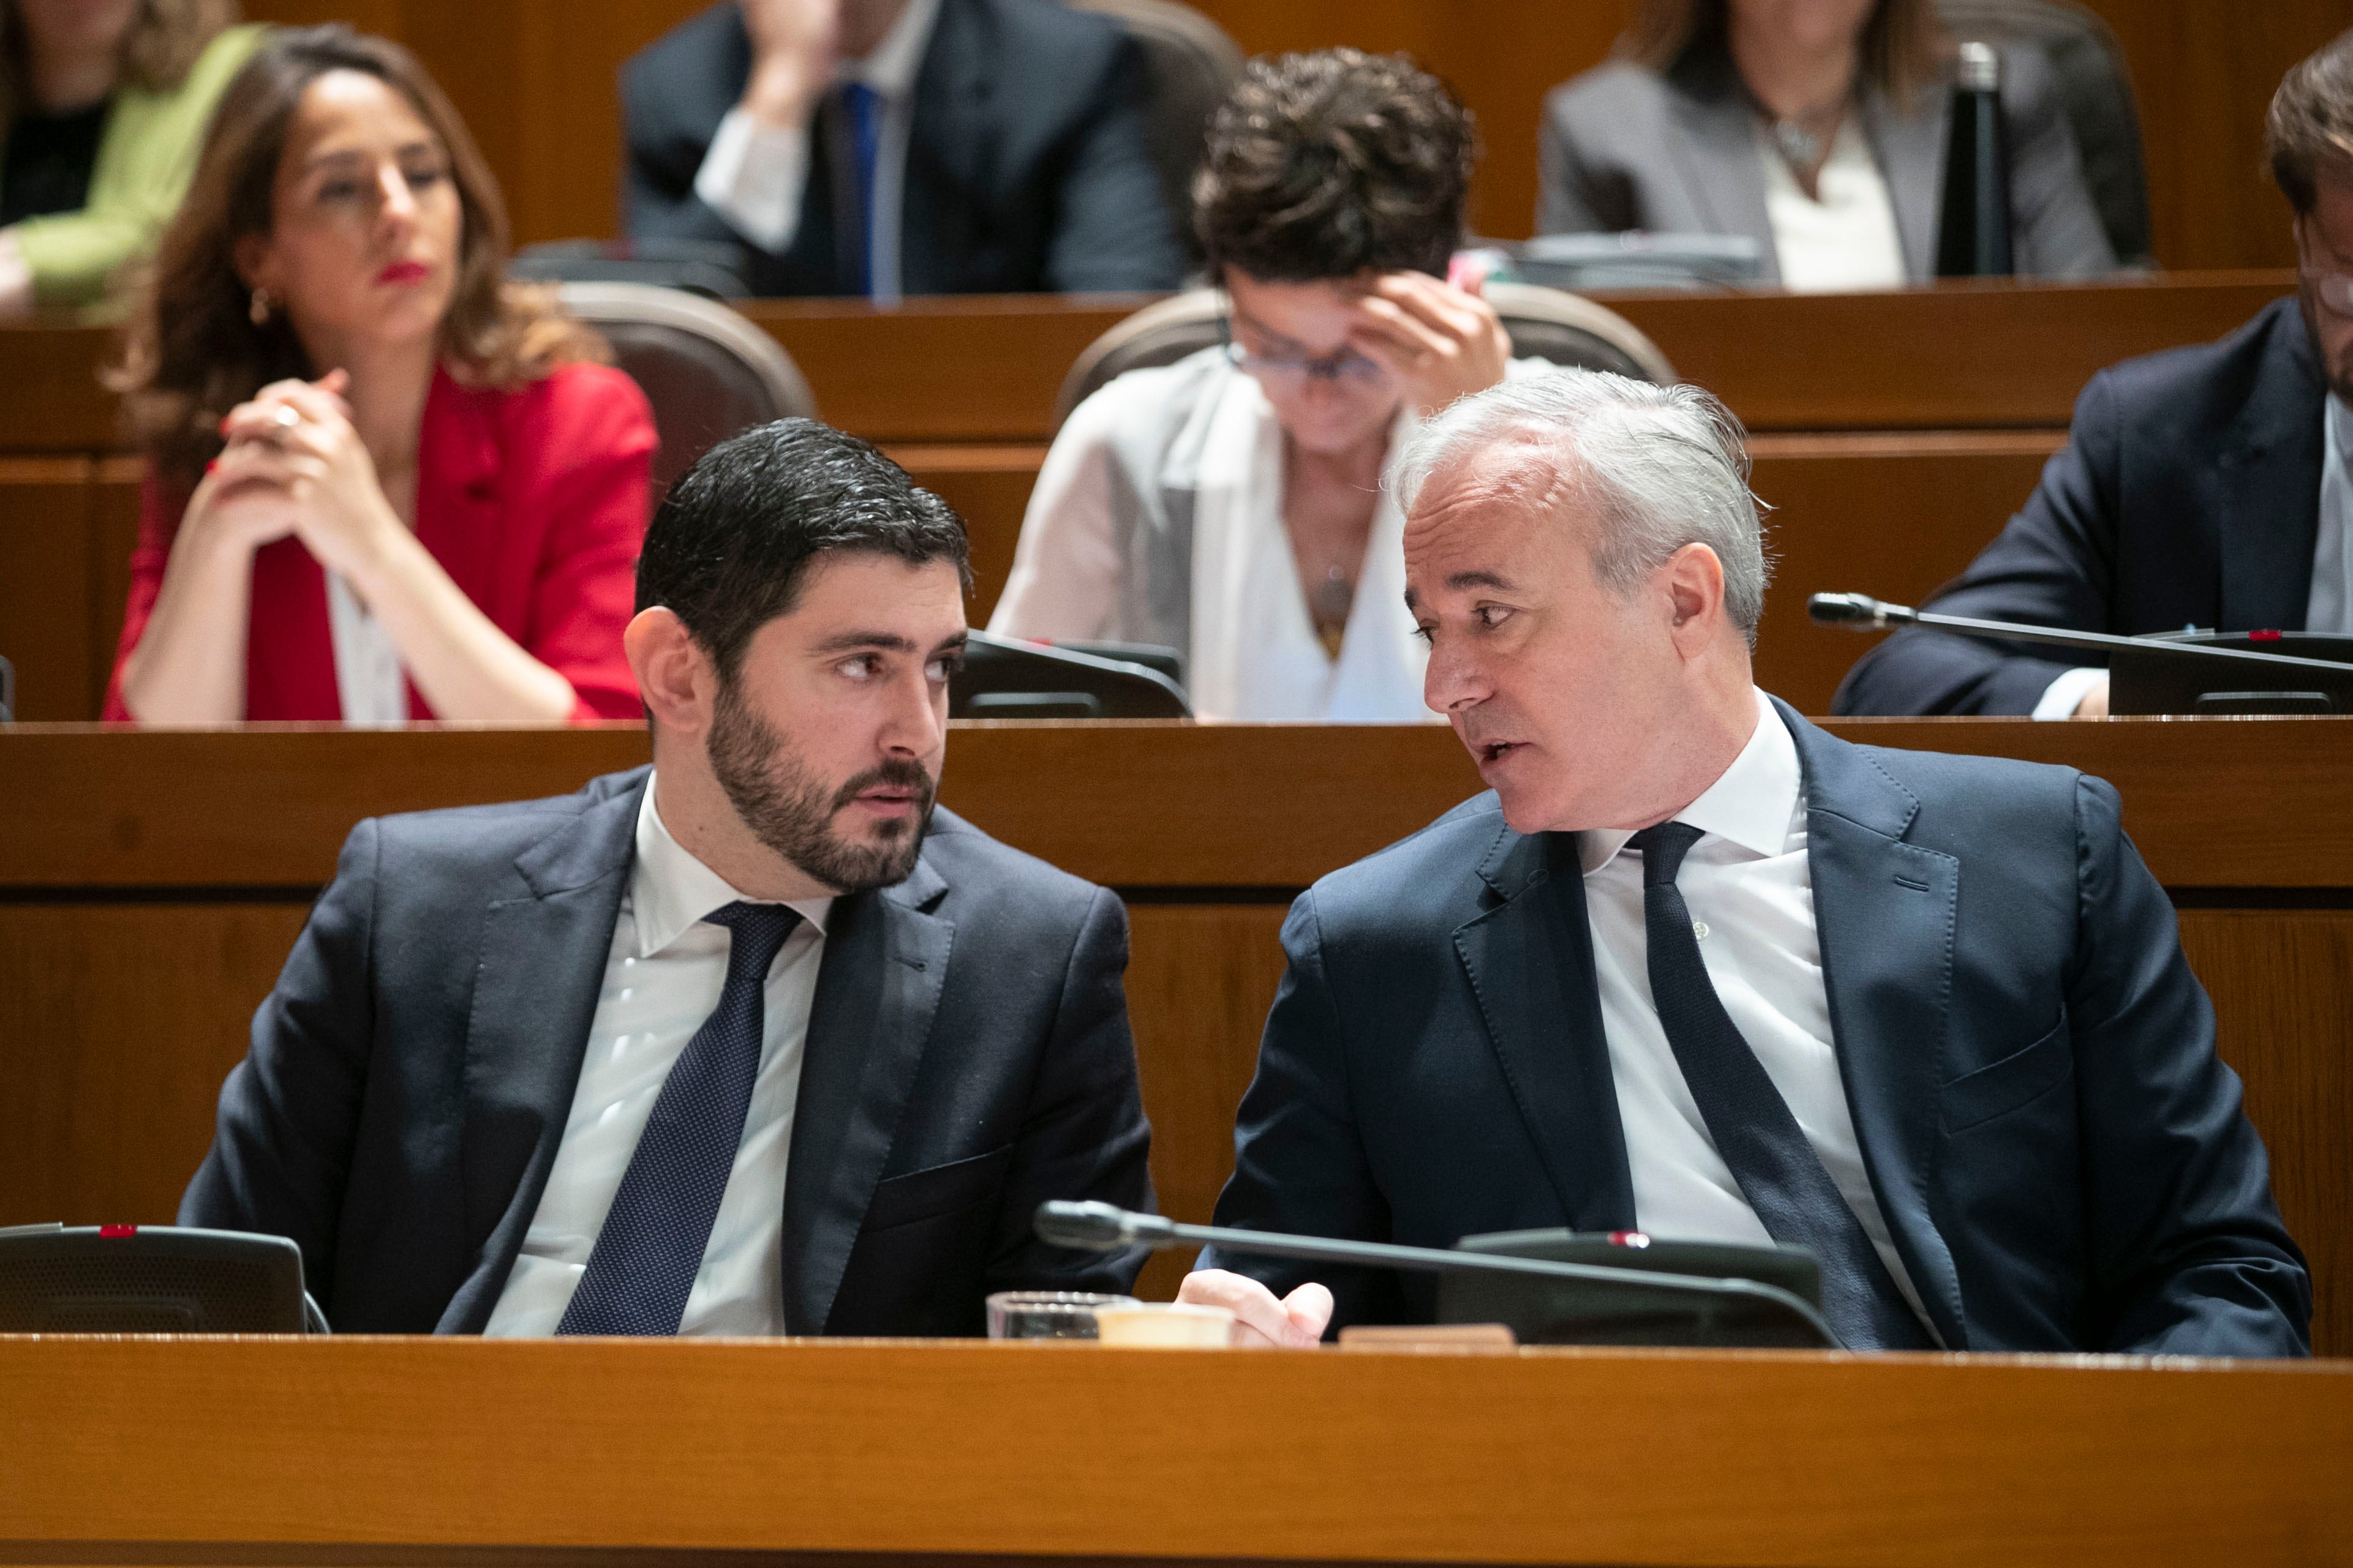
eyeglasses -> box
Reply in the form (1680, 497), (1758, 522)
(1221, 322), (1387, 388)
(2295, 223), (2353, 315)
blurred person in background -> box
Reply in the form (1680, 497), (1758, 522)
(1836, 28), (2353, 716)
(622, 0), (1181, 298)
(990, 50), (1540, 721)
(1538, 0), (2113, 290)
(104, 25), (656, 725)
(0, 0), (262, 313)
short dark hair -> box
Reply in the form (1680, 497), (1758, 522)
(1192, 49), (1475, 283)
(634, 419), (970, 680)
(2270, 29), (2353, 216)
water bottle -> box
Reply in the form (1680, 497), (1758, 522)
(1935, 42), (2014, 277)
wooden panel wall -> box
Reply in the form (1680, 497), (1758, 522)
(239, 0), (2353, 267)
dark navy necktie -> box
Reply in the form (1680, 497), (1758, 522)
(842, 81), (883, 298)
(557, 901), (802, 1336)
(1628, 822), (1930, 1351)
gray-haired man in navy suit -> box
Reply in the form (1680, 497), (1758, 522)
(184, 419), (1154, 1334)
(1180, 370), (2309, 1356)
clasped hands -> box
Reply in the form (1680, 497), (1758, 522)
(193, 369), (403, 587)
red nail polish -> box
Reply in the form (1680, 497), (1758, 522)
(205, 459), (219, 474)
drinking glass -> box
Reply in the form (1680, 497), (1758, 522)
(985, 1290), (1140, 1339)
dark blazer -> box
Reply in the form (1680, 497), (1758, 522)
(620, 0), (1183, 296)
(1202, 701), (2308, 1356)
(1835, 296), (2325, 715)
(181, 767), (1155, 1335)
(1538, 48), (2115, 283)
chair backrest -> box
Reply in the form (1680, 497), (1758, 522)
(1934, 0), (2154, 266)
(1067, 0), (1244, 263)
(1050, 282), (1677, 428)
(514, 238), (755, 300)
(557, 282), (819, 495)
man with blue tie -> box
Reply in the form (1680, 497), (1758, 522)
(1178, 371), (2311, 1356)
(622, 0), (1183, 299)
(182, 419), (1155, 1335)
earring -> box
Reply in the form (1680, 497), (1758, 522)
(249, 287), (272, 326)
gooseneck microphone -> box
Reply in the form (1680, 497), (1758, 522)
(1033, 1201), (1840, 1349)
(1807, 592), (2353, 675)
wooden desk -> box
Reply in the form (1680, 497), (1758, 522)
(1, 277), (2280, 453)
(2, 721), (2347, 1351)
(1, 1337), (2347, 1567)
(0, 279), (2279, 719)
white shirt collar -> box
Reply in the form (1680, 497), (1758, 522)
(1578, 689), (1801, 876)
(631, 776), (834, 959)
(840, 0), (940, 97)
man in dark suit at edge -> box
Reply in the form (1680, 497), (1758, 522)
(622, 0), (1183, 298)
(1835, 31), (2353, 717)
(183, 419), (1155, 1335)
(1179, 370), (2309, 1356)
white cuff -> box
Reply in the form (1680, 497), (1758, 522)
(692, 107), (810, 253)
(2031, 666), (2108, 720)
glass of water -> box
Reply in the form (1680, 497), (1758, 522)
(985, 1291), (1140, 1339)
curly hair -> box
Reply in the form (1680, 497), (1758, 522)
(2269, 28), (2353, 216)
(1192, 48), (1477, 284)
(0, 0), (239, 127)
(108, 24), (606, 492)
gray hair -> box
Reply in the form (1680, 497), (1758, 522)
(1395, 370), (1772, 643)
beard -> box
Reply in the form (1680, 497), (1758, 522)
(704, 680), (936, 892)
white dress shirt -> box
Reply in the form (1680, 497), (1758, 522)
(326, 574), (408, 726)
(992, 352), (1550, 721)
(692, 0), (939, 301)
(1756, 118), (1907, 294)
(2034, 389), (2353, 718)
(1578, 689), (1934, 1334)
(483, 780), (834, 1336)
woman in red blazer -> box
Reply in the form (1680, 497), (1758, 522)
(104, 26), (654, 725)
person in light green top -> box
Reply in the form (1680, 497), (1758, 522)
(0, 0), (262, 313)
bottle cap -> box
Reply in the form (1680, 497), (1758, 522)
(1957, 40), (2000, 92)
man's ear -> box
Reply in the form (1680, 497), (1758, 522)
(625, 607), (714, 738)
(1662, 542), (1728, 658)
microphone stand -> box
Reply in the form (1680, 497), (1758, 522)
(1807, 593), (2353, 675)
(1034, 1201), (1841, 1350)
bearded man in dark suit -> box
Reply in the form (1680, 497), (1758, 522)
(183, 419), (1155, 1335)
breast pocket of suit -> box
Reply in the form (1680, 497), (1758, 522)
(862, 1143), (1017, 1234)
(837, 1144), (1018, 1336)
(1938, 1013), (2082, 1278)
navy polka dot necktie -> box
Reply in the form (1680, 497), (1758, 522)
(557, 901), (802, 1337)
(1630, 822), (1930, 1351)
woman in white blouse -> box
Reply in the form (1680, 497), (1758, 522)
(988, 49), (1530, 722)
(1537, 0), (2115, 291)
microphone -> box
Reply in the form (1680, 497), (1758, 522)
(1033, 1201), (1840, 1349)
(1809, 591), (2353, 715)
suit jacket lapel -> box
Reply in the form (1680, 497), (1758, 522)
(438, 770), (646, 1332)
(1662, 55), (1780, 283)
(1779, 703), (1967, 1347)
(1857, 82), (1942, 282)
(902, 0), (995, 296)
(2217, 309), (2327, 630)
(782, 853), (954, 1334)
(1452, 826), (1637, 1232)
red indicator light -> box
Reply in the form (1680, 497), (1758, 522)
(97, 1225), (138, 1239)
(1607, 1230), (1652, 1248)
(2250, 629), (2283, 642)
